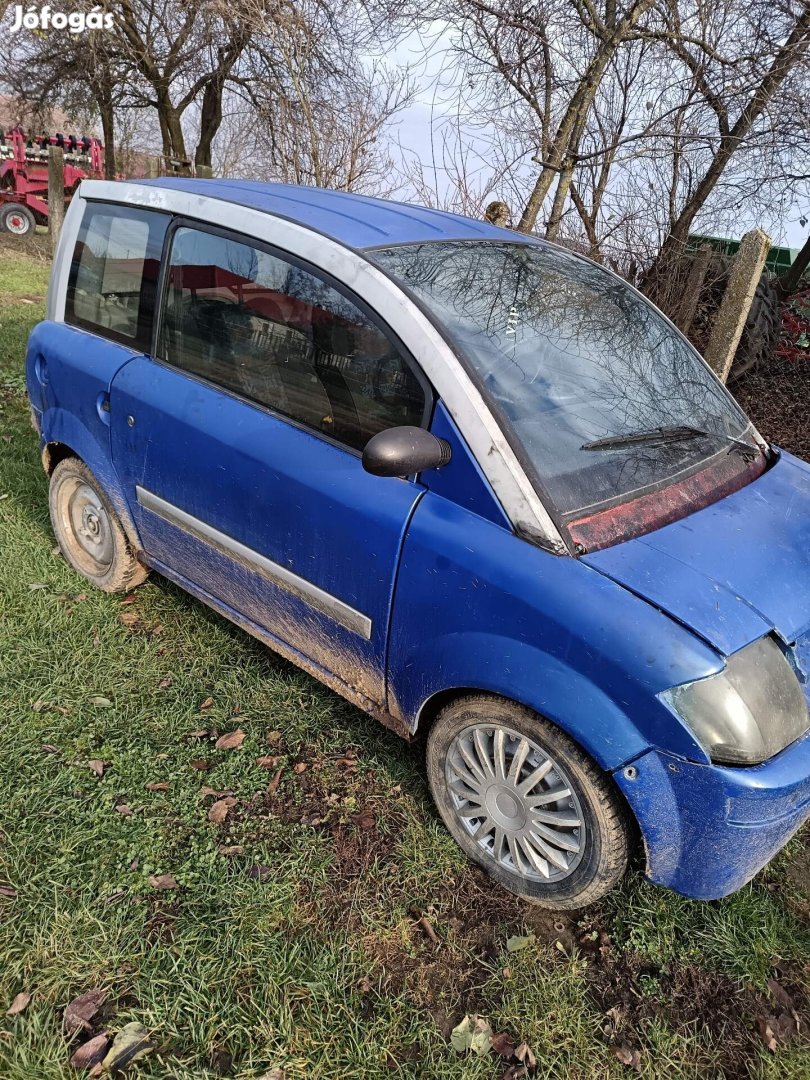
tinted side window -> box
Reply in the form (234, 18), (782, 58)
(159, 226), (427, 451)
(66, 204), (168, 350)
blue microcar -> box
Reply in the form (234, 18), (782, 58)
(25, 178), (810, 908)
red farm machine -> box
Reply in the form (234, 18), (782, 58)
(0, 128), (104, 236)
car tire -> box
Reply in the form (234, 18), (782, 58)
(426, 694), (630, 909)
(0, 203), (36, 236)
(49, 457), (149, 593)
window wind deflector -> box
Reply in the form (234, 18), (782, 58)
(580, 425), (760, 460)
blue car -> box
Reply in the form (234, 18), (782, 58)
(25, 179), (810, 909)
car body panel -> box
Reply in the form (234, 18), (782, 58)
(25, 319), (143, 540)
(584, 453), (810, 655)
(388, 490), (727, 768)
(615, 730), (810, 898)
(110, 354), (424, 706)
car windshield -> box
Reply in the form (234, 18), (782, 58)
(370, 240), (758, 518)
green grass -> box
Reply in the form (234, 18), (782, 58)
(0, 245), (808, 1078)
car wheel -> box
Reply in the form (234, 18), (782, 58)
(49, 457), (149, 593)
(426, 695), (630, 909)
(0, 203), (36, 236)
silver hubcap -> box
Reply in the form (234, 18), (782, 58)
(7, 213), (29, 235)
(66, 482), (113, 570)
(446, 724), (585, 883)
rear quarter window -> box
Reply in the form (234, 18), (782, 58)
(65, 203), (169, 350)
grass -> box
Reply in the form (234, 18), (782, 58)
(0, 239), (808, 1079)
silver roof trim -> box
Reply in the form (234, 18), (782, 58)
(70, 180), (567, 552)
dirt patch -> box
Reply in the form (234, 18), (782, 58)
(735, 344), (810, 461)
(0, 229), (52, 263)
(581, 920), (810, 1077)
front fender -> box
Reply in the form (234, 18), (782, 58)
(388, 492), (724, 769)
(405, 632), (648, 770)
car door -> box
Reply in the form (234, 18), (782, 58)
(109, 221), (431, 709)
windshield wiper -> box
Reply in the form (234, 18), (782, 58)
(580, 425), (760, 459)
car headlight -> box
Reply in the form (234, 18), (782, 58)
(663, 636), (809, 765)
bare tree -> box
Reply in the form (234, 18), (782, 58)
(641, 0), (810, 286)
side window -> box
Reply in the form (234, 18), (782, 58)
(66, 204), (168, 350)
(158, 226), (428, 451)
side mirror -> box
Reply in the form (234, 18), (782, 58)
(362, 426), (452, 478)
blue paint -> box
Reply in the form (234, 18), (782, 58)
(27, 180), (810, 904)
(138, 177), (517, 250)
(110, 355), (424, 706)
(615, 732), (810, 898)
(586, 452), (810, 651)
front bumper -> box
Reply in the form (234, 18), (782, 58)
(614, 729), (810, 900)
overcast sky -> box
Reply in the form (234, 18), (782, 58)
(388, 27), (809, 250)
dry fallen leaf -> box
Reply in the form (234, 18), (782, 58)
(248, 864), (272, 881)
(70, 1033), (110, 1070)
(158, 677), (173, 690)
(200, 696), (215, 709)
(614, 1045), (641, 1069)
(265, 730), (282, 745)
(355, 810), (376, 831)
(148, 873), (178, 891)
(0, 884), (17, 899)
(293, 762), (308, 774)
(119, 610), (140, 628)
(115, 804), (133, 816)
(514, 1043), (537, 1069)
(267, 768), (283, 795)
(120, 593), (138, 605)
(63, 988), (107, 1038)
(89, 696), (113, 708)
(506, 933), (536, 953)
(6, 991), (31, 1017)
(218, 845), (244, 856)
(102, 1022), (153, 1072)
(257, 1070), (285, 1080)
(489, 1032), (515, 1059)
(187, 729), (209, 739)
(190, 759), (211, 771)
(451, 1014), (493, 1056)
(41, 744), (60, 754)
(145, 782), (169, 792)
(256, 755), (281, 769)
(215, 729), (245, 750)
(88, 760), (107, 778)
(208, 800), (231, 824)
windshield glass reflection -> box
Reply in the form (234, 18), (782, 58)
(371, 241), (756, 517)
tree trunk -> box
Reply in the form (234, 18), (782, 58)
(195, 78), (224, 168)
(545, 161), (575, 239)
(156, 90), (187, 162)
(516, 0), (654, 234)
(776, 232), (810, 299)
(643, 6), (810, 295)
(98, 94), (116, 179)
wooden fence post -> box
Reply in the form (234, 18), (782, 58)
(195, 164), (213, 179)
(704, 227), (771, 382)
(48, 145), (65, 252)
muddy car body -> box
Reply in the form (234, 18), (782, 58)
(26, 179), (810, 908)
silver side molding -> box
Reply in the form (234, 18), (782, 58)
(135, 486), (372, 640)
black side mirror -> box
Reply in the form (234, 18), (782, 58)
(362, 426), (452, 478)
